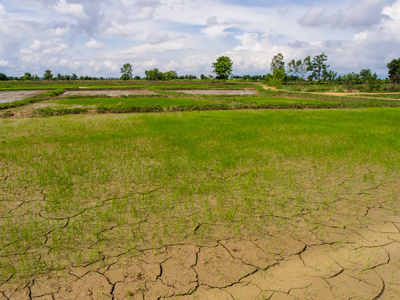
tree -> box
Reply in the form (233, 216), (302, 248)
(0, 73), (7, 81)
(212, 56), (233, 83)
(43, 70), (53, 80)
(387, 58), (400, 83)
(272, 68), (285, 86)
(145, 68), (164, 80)
(120, 63), (133, 80)
(164, 70), (178, 80)
(287, 57), (311, 79)
(270, 53), (284, 73)
(308, 53), (330, 82)
(22, 73), (32, 81)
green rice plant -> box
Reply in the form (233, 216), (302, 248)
(0, 108), (400, 283)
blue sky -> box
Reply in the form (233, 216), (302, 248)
(0, 0), (399, 78)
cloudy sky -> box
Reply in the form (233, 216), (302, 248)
(0, 0), (400, 78)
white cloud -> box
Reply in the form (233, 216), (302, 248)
(85, 38), (106, 49)
(0, 0), (399, 78)
(298, 0), (388, 29)
(382, 0), (400, 19)
(0, 4), (6, 15)
(47, 26), (70, 37)
(54, 0), (88, 20)
(20, 39), (68, 55)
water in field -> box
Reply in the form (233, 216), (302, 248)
(0, 91), (43, 103)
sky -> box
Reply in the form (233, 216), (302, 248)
(0, 0), (400, 78)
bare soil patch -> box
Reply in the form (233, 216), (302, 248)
(0, 91), (44, 103)
(63, 89), (157, 97)
(171, 88), (259, 95)
(2, 218), (399, 299)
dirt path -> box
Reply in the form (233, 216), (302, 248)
(257, 83), (400, 99)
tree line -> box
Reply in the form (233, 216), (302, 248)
(1, 56), (400, 84)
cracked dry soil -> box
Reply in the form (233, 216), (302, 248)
(2, 218), (400, 300)
(2, 200), (400, 299)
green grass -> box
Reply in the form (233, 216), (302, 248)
(0, 80), (253, 91)
(1, 108), (400, 282)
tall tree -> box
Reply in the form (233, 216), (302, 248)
(308, 53), (329, 82)
(212, 56), (233, 83)
(43, 70), (53, 80)
(270, 53), (285, 73)
(120, 63), (133, 80)
(387, 58), (400, 83)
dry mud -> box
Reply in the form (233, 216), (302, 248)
(1, 207), (400, 299)
(63, 90), (158, 97)
(170, 89), (259, 95)
(0, 91), (44, 103)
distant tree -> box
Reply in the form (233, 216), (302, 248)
(272, 68), (285, 83)
(324, 70), (337, 82)
(212, 56), (233, 83)
(200, 74), (207, 80)
(43, 70), (53, 80)
(134, 75), (141, 80)
(120, 63), (133, 80)
(22, 73), (32, 81)
(164, 70), (178, 80)
(186, 74), (197, 80)
(287, 58), (312, 80)
(270, 53), (285, 73)
(145, 68), (164, 80)
(242, 75), (251, 80)
(64, 75), (71, 81)
(0, 73), (7, 81)
(71, 74), (78, 80)
(387, 58), (400, 83)
(360, 69), (372, 82)
(308, 53), (330, 82)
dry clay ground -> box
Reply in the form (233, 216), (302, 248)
(3, 219), (400, 300)
(1, 165), (400, 300)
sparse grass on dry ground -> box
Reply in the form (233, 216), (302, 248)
(1, 81), (400, 298)
(1, 108), (399, 284)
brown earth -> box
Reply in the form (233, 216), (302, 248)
(1, 206), (399, 299)
(62, 90), (158, 97)
(171, 89), (259, 95)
